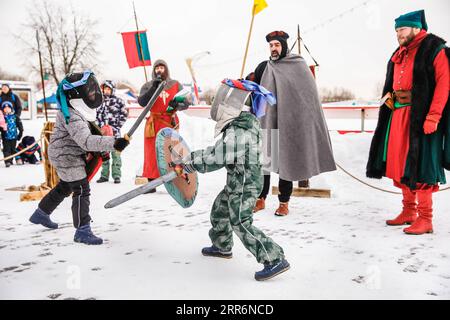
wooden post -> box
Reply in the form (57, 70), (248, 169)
(36, 29), (48, 122)
(42, 121), (59, 189)
(240, 8), (256, 78)
(361, 108), (366, 132)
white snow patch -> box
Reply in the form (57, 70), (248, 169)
(0, 112), (449, 300)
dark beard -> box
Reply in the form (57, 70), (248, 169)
(399, 30), (416, 47)
(155, 71), (168, 81)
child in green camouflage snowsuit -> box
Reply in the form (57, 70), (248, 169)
(177, 80), (290, 281)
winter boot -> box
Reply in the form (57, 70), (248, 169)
(114, 178), (121, 184)
(255, 259), (290, 281)
(96, 177), (108, 183)
(275, 202), (289, 216)
(29, 208), (58, 229)
(404, 190), (433, 235)
(253, 198), (266, 213)
(201, 245), (233, 259)
(386, 187), (418, 226)
(74, 224), (103, 245)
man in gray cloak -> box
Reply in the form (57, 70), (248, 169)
(248, 30), (336, 216)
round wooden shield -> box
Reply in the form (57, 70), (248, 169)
(156, 128), (198, 208)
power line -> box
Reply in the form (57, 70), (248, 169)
(303, 0), (374, 35)
(196, 0), (376, 70)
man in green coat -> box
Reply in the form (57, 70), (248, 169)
(367, 10), (449, 235)
(173, 79), (290, 281)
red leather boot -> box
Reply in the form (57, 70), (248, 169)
(404, 190), (434, 235)
(253, 198), (266, 213)
(275, 202), (289, 216)
(386, 187), (418, 226)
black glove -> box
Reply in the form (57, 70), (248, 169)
(113, 138), (129, 152)
(152, 75), (163, 88)
(168, 99), (177, 108)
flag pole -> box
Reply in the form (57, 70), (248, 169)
(240, 6), (256, 79)
(297, 24), (301, 55)
(36, 29), (48, 122)
(133, 1), (148, 82)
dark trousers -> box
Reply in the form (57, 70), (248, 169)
(2, 139), (17, 164)
(39, 178), (91, 228)
(259, 174), (293, 203)
(18, 154), (38, 164)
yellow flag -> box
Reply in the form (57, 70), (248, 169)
(253, 0), (268, 15)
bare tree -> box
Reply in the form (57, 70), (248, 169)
(17, 0), (100, 85)
(0, 67), (25, 81)
(373, 81), (384, 98)
(320, 87), (356, 103)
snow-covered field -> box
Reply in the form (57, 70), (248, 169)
(0, 113), (449, 300)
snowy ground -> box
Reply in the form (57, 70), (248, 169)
(0, 113), (449, 300)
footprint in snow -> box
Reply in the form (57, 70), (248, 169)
(403, 265), (419, 273)
(0, 266), (20, 273)
(38, 252), (53, 257)
(352, 276), (365, 284)
(47, 293), (62, 300)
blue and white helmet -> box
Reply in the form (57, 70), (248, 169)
(101, 80), (116, 94)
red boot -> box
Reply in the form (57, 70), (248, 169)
(404, 190), (433, 235)
(253, 198), (266, 213)
(386, 187), (417, 226)
(275, 202), (289, 216)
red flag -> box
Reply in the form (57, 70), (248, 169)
(121, 30), (152, 69)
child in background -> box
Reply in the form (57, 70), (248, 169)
(15, 136), (43, 165)
(0, 101), (23, 167)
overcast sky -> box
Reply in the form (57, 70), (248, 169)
(0, 0), (449, 99)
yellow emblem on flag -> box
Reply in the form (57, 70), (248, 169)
(253, 0), (268, 15)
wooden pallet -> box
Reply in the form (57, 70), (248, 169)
(5, 185), (41, 192)
(6, 122), (59, 203)
(20, 189), (50, 202)
(272, 186), (331, 198)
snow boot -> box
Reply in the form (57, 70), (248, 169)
(201, 245), (232, 259)
(74, 224), (103, 245)
(404, 190), (433, 235)
(29, 208), (58, 229)
(96, 177), (108, 183)
(253, 198), (265, 213)
(386, 187), (418, 226)
(255, 259), (290, 281)
(275, 202), (289, 216)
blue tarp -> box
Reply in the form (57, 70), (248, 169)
(37, 93), (57, 104)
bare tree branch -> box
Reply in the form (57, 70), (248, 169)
(15, 0), (100, 85)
